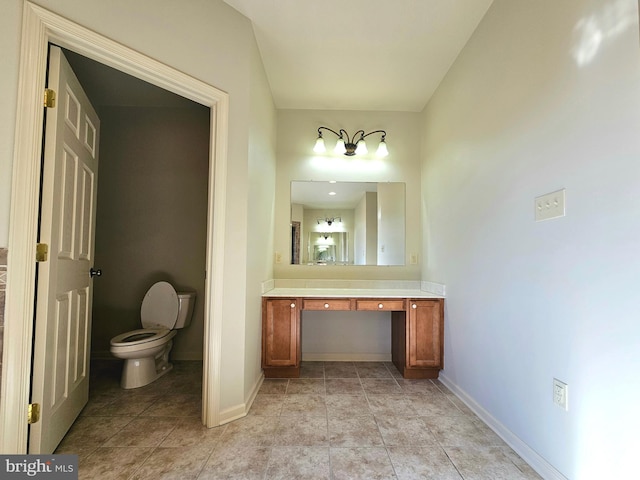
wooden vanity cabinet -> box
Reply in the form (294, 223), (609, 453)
(262, 298), (301, 377)
(262, 295), (444, 379)
(392, 299), (444, 379)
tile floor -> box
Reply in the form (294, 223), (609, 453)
(56, 360), (542, 479)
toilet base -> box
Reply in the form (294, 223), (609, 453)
(120, 340), (174, 389)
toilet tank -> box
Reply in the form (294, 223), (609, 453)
(175, 291), (196, 329)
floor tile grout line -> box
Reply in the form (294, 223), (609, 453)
(125, 446), (156, 480)
(383, 445), (401, 479)
(72, 361), (541, 478)
(441, 445), (466, 479)
(194, 436), (223, 479)
(260, 446), (275, 480)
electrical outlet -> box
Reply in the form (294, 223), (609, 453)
(274, 252), (282, 264)
(535, 189), (565, 222)
(410, 253), (418, 265)
(553, 378), (568, 410)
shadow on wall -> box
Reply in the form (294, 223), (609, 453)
(139, 271), (195, 297)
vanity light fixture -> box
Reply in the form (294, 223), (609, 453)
(313, 127), (389, 157)
(317, 216), (341, 226)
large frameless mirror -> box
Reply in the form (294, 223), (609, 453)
(290, 181), (405, 266)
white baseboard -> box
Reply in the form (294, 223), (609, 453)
(302, 353), (392, 362)
(439, 373), (567, 480)
(218, 403), (246, 425)
(218, 372), (264, 425)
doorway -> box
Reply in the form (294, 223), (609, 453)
(1, 3), (228, 453)
(63, 49), (210, 365)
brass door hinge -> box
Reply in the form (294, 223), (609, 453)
(44, 88), (56, 108)
(28, 403), (41, 424)
(36, 243), (48, 262)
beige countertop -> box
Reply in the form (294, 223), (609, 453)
(262, 288), (444, 299)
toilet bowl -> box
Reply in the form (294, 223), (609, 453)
(110, 281), (196, 389)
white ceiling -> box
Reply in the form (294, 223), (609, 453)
(223, 0), (494, 112)
(291, 181), (378, 209)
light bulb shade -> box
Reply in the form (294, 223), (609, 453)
(314, 127), (388, 157)
(334, 138), (347, 155)
(355, 138), (368, 155)
(313, 136), (326, 153)
(376, 140), (389, 157)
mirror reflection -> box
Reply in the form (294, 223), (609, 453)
(290, 181), (405, 265)
(311, 232), (349, 264)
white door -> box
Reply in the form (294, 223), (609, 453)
(29, 45), (100, 454)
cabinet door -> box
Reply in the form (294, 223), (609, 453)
(263, 298), (299, 367)
(407, 300), (443, 368)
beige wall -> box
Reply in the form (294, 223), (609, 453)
(92, 106), (209, 360)
(301, 311), (391, 362)
(0, 2), (22, 247)
(421, 0), (640, 477)
(243, 36), (277, 401)
(1, 0), (274, 416)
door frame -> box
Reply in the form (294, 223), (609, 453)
(0, 1), (228, 453)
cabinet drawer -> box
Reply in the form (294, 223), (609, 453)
(356, 299), (405, 311)
(303, 299), (353, 311)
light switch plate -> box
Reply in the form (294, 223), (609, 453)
(535, 189), (565, 222)
(553, 378), (568, 410)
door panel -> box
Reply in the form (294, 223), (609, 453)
(263, 299), (299, 367)
(30, 45), (100, 453)
(408, 300), (443, 368)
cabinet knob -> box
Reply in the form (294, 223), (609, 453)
(412, 303), (417, 309)
(324, 303), (330, 309)
(290, 303), (296, 308)
(378, 303), (384, 309)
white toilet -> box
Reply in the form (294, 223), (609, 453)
(110, 281), (196, 389)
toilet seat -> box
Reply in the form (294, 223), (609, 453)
(110, 328), (172, 347)
(140, 281), (179, 329)
(110, 282), (181, 350)
(109, 281), (194, 389)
